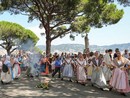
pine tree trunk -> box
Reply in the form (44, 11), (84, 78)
(84, 33), (89, 49)
(6, 49), (11, 56)
(46, 37), (51, 56)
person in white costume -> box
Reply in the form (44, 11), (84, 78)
(1, 56), (12, 84)
(75, 53), (87, 85)
(103, 49), (113, 82)
(61, 54), (74, 82)
(90, 51), (107, 90)
(12, 55), (21, 79)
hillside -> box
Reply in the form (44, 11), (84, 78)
(0, 43), (129, 55)
(37, 43), (130, 53)
(37, 44), (85, 53)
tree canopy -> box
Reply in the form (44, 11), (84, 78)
(71, 0), (124, 49)
(0, 0), (81, 55)
(0, 21), (39, 55)
(0, 0), (125, 54)
(108, 0), (130, 6)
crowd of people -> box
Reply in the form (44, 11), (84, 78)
(0, 48), (130, 96)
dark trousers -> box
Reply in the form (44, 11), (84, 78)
(52, 67), (61, 78)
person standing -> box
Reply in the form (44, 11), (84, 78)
(12, 55), (21, 79)
(113, 48), (119, 59)
(122, 49), (130, 77)
(51, 56), (56, 73)
(52, 55), (62, 78)
(1, 56), (12, 84)
(109, 51), (130, 96)
(87, 52), (94, 80)
(40, 56), (46, 73)
(122, 49), (129, 59)
(103, 49), (113, 82)
(90, 51), (107, 90)
(61, 54), (74, 82)
(75, 53), (87, 85)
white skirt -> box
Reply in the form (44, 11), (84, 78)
(102, 65), (112, 81)
(77, 66), (86, 82)
(13, 64), (20, 78)
(91, 67), (107, 87)
(62, 64), (73, 78)
(1, 71), (12, 83)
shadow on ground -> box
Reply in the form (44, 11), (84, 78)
(0, 75), (130, 98)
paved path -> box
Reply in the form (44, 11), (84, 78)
(0, 75), (130, 98)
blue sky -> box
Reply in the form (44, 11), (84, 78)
(0, 5), (130, 46)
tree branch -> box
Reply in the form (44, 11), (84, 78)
(32, 0), (49, 30)
(20, 12), (30, 16)
(36, 0), (47, 14)
(41, 0), (50, 14)
(22, 0), (40, 21)
(51, 28), (71, 40)
(50, 21), (67, 30)
(0, 44), (5, 49)
(10, 47), (17, 53)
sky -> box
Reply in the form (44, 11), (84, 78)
(0, 4), (130, 46)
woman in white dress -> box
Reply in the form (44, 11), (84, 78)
(87, 52), (94, 80)
(75, 53), (87, 85)
(12, 56), (21, 79)
(1, 56), (12, 84)
(62, 54), (74, 81)
(109, 51), (130, 96)
(103, 49), (113, 82)
(90, 51), (107, 90)
(51, 57), (55, 73)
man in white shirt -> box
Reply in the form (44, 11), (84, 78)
(123, 49), (129, 59)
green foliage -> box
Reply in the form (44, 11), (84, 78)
(83, 0), (124, 28)
(25, 29), (39, 44)
(0, 0), (80, 37)
(108, 0), (130, 6)
(0, 0), (82, 54)
(34, 46), (43, 54)
(71, 0), (124, 36)
(70, 0), (124, 49)
(101, 4), (124, 25)
(71, 16), (90, 33)
(0, 0), (124, 54)
(0, 4), (3, 11)
(0, 21), (39, 54)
